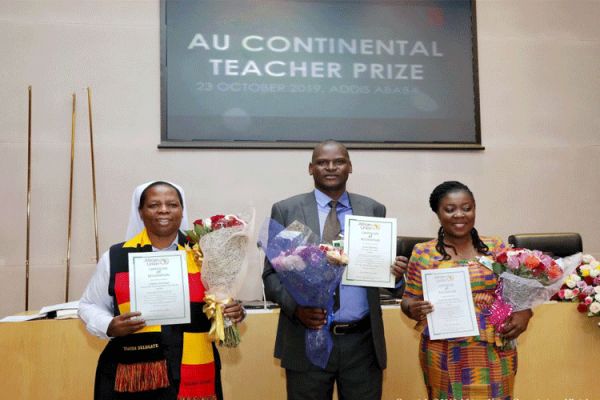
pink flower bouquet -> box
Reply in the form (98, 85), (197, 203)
(488, 249), (581, 337)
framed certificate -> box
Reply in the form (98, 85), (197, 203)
(422, 267), (479, 340)
(342, 215), (397, 288)
(128, 250), (191, 326)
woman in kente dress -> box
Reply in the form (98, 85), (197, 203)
(401, 181), (533, 400)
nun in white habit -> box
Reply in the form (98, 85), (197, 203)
(79, 181), (244, 400)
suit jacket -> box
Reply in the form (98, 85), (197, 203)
(262, 191), (387, 371)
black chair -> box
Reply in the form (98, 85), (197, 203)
(380, 236), (434, 300)
(397, 236), (434, 259)
(507, 232), (582, 258)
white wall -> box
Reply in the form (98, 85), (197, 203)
(1, 0), (599, 317)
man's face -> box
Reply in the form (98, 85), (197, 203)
(309, 143), (352, 194)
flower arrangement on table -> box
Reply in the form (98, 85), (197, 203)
(259, 219), (348, 368)
(185, 212), (254, 347)
(486, 248), (582, 346)
(555, 254), (600, 320)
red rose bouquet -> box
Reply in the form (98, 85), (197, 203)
(185, 211), (254, 347)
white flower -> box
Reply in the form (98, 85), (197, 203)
(589, 301), (600, 314)
(595, 294), (600, 303)
(590, 268), (600, 278)
(283, 255), (306, 271)
(565, 274), (581, 288)
(563, 289), (575, 299)
(204, 217), (212, 229)
(326, 250), (348, 266)
(582, 254), (596, 264)
(594, 286), (600, 294)
(272, 254), (306, 271)
(590, 260), (600, 268)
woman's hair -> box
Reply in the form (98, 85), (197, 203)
(429, 181), (489, 260)
(138, 181), (184, 210)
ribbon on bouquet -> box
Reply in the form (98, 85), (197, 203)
(203, 294), (231, 343)
(487, 281), (513, 332)
(185, 243), (204, 267)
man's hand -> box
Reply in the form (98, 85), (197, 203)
(224, 300), (246, 323)
(391, 255), (409, 280)
(106, 311), (146, 337)
(294, 306), (327, 329)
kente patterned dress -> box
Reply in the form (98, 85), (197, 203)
(404, 237), (516, 400)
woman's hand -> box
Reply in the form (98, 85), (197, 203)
(107, 312), (146, 337)
(391, 256), (409, 280)
(401, 297), (434, 322)
(501, 309), (533, 340)
(223, 300), (246, 323)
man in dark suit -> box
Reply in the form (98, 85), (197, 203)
(263, 140), (408, 400)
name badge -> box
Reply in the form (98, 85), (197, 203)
(477, 256), (494, 271)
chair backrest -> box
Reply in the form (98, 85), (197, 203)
(380, 235), (433, 300)
(397, 236), (434, 259)
(507, 232), (583, 258)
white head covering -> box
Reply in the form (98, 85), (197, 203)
(125, 180), (190, 240)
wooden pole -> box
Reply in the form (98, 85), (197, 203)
(25, 86), (32, 310)
(87, 88), (99, 262)
(66, 93), (76, 302)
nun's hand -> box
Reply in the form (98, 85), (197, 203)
(224, 300), (246, 323)
(107, 312), (146, 337)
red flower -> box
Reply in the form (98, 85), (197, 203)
(210, 215), (226, 225)
(578, 292), (588, 301)
(225, 217), (243, 228)
(577, 303), (589, 313)
(584, 276), (594, 285)
(209, 215), (228, 229)
(495, 252), (508, 264)
(547, 264), (562, 280)
(193, 219), (204, 226)
(524, 255), (541, 270)
(531, 266), (545, 277)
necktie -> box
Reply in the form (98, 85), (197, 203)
(322, 200), (341, 311)
(322, 200), (341, 243)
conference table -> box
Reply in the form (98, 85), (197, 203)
(0, 303), (597, 399)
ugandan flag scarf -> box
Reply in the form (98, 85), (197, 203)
(103, 229), (217, 400)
